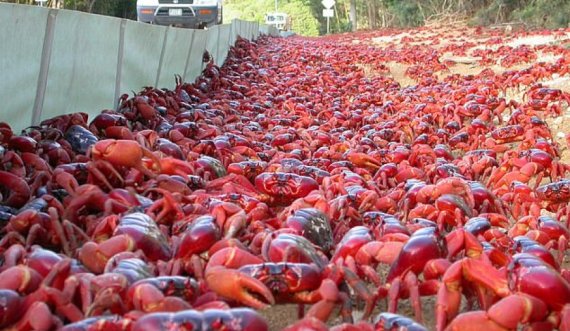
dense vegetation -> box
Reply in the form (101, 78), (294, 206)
(233, 0), (570, 36)
(3, 0), (570, 36)
(4, 0), (136, 20)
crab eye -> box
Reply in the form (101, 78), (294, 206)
(283, 265), (300, 284)
(254, 265), (269, 278)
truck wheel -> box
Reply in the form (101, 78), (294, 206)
(204, 21), (217, 29)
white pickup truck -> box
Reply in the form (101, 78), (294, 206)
(137, 0), (222, 29)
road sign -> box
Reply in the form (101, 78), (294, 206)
(322, 0), (335, 35)
(321, 0), (335, 9)
(323, 9), (334, 18)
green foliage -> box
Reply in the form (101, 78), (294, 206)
(90, 0), (136, 19)
(474, 0), (570, 28)
(512, 0), (570, 29)
(5, 0), (569, 33)
(473, 3), (500, 26)
(224, 0), (273, 23)
(387, 1), (423, 27)
(332, 19), (353, 34)
(281, 1), (320, 36)
(225, 0), (319, 36)
(222, 0), (570, 36)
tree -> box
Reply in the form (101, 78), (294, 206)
(3, 0), (569, 32)
(366, 0), (377, 29)
(225, 0), (320, 36)
(349, 0), (356, 31)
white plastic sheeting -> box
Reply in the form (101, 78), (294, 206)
(184, 29), (207, 83)
(0, 5), (47, 132)
(205, 25), (220, 67)
(0, 3), (279, 132)
(42, 10), (121, 122)
(120, 21), (166, 97)
(217, 24), (232, 66)
(157, 27), (193, 88)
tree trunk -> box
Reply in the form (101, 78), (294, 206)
(367, 0), (376, 29)
(334, 4), (341, 31)
(379, 0), (386, 27)
(349, 0), (357, 31)
(417, 1), (426, 21)
(87, 0), (96, 13)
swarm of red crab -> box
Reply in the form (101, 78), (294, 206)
(2, 24), (570, 331)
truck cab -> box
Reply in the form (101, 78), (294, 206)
(137, 0), (223, 29)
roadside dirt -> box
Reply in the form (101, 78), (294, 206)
(365, 26), (570, 88)
(542, 76), (570, 163)
(363, 26), (570, 165)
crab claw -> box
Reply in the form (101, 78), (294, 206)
(205, 266), (275, 309)
(89, 139), (160, 178)
(345, 151), (381, 170)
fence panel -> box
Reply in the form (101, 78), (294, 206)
(205, 25), (220, 65)
(0, 4), (48, 130)
(120, 21), (166, 101)
(184, 29), (208, 82)
(157, 27), (194, 89)
(217, 24), (231, 65)
(0, 4), (270, 131)
(41, 10), (121, 122)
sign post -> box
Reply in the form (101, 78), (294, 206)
(321, 0), (335, 34)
